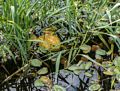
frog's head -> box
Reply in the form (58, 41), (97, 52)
(44, 26), (57, 32)
(43, 26), (57, 35)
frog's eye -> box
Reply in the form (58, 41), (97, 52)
(32, 26), (43, 37)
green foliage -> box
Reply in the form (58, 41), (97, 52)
(89, 83), (101, 91)
(96, 49), (106, 56)
(80, 44), (91, 53)
(30, 59), (42, 67)
(53, 85), (66, 91)
(34, 79), (44, 87)
(37, 67), (48, 75)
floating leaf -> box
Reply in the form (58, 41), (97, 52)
(85, 62), (92, 70)
(79, 63), (86, 69)
(95, 54), (103, 63)
(68, 65), (80, 71)
(73, 69), (81, 75)
(116, 74), (120, 82)
(96, 49), (106, 56)
(102, 61), (113, 68)
(95, 54), (102, 60)
(113, 56), (120, 67)
(114, 68), (120, 74)
(89, 84), (100, 91)
(80, 44), (91, 53)
(30, 59), (42, 67)
(85, 72), (92, 77)
(103, 70), (114, 76)
(37, 67), (48, 75)
(53, 85), (66, 91)
(34, 79), (44, 87)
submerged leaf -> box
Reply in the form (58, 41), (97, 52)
(37, 67), (48, 75)
(30, 59), (42, 67)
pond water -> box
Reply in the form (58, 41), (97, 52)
(1, 66), (120, 91)
(0, 69), (99, 91)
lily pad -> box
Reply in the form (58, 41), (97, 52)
(85, 72), (92, 77)
(85, 62), (92, 70)
(53, 85), (66, 91)
(95, 54), (102, 60)
(114, 67), (120, 74)
(113, 56), (120, 67)
(34, 79), (44, 87)
(89, 84), (100, 91)
(30, 59), (42, 67)
(103, 70), (114, 76)
(96, 49), (106, 56)
(116, 74), (120, 82)
(37, 67), (48, 75)
(80, 44), (91, 53)
(68, 65), (80, 71)
(73, 69), (81, 75)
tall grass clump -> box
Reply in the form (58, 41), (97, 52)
(0, 0), (39, 65)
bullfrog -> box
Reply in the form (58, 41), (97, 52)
(36, 26), (61, 51)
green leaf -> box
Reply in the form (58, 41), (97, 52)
(113, 56), (120, 67)
(85, 62), (92, 70)
(96, 49), (106, 56)
(53, 85), (66, 91)
(68, 65), (80, 71)
(37, 67), (48, 75)
(80, 44), (91, 53)
(114, 67), (120, 74)
(89, 84), (100, 91)
(73, 69), (81, 75)
(103, 70), (114, 76)
(34, 79), (44, 87)
(116, 74), (120, 82)
(95, 54), (102, 60)
(30, 59), (42, 67)
(80, 54), (106, 70)
(85, 72), (92, 77)
(79, 63), (86, 69)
